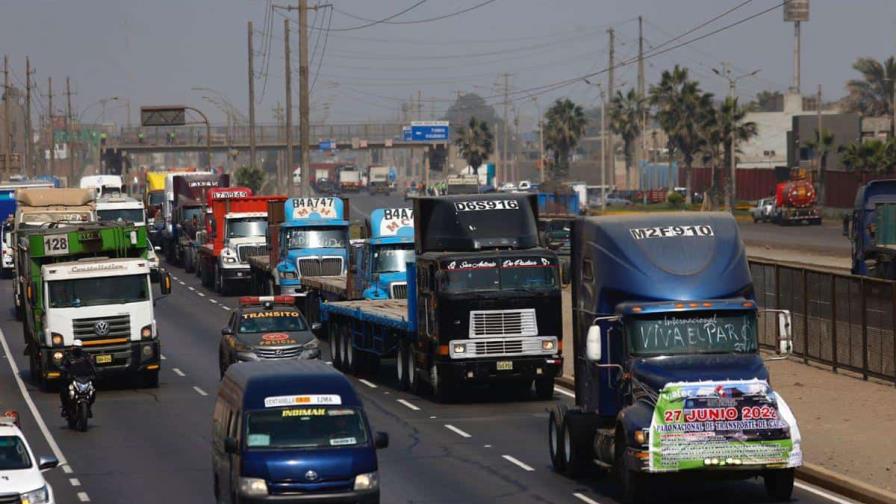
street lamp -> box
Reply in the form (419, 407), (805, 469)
(585, 78), (608, 213)
(712, 65), (760, 213)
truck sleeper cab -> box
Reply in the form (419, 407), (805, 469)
(213, 360), (388, 504)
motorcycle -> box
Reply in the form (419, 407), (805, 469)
(63, 377), (94, 432)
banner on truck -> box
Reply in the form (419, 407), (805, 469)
(649, 379), (801, 472)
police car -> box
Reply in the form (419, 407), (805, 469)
(219, 297), (322, 378)
(0, 412), (59, 503)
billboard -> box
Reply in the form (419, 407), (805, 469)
(783, 0), (809, 22)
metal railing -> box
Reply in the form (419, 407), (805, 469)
(750, 259), (896, 384)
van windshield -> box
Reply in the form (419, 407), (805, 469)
(246, 406), (368, 450)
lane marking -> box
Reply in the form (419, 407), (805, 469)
(444, 424), (472, 438)
(209, 298), (218, 304)
(188, 286), (195, 291)
(358, 379), (377, 389)
(501, 455), (534, 472)
(177, 281), (185, 286)
(0, 327), (68, 466)
(573, 493), (601, 504)
(554, 386), (575, 399)
(794, 482), (855, 504)
(69, 478), (81, 487)
(221, 306), (231, 311)
(193, 386), (208, 396)
(198, 292), (206, 297)
(160, 354), (167, 360)
(396, 399), (420, 411)
(61, 465), (73, 474)
(172, 368), (186, 377)
(77, 492), (91, 502)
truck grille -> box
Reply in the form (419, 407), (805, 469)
(73, 314), (131, 342)
(0, 494), (20, 504)
(390, 282), (408, 299)
(237, 245), (266, 262)
(450, 337), (556, 358)
(297, 257), (343, 277)
(469, 309), (537, 338)
(255, 347), (303, 359)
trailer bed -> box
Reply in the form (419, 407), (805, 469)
(303, 275), (347, 296)
(320, 298), (413, 332)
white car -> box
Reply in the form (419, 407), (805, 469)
(498, 182), (517, 192)
(750, 198), (775, 223)
(517, 180), (532, 191)
(0, 413), (58, 503)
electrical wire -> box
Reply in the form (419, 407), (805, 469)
(330, 0), (498, 27)
(310, 6), (333, 93)
(325, 0), (428, 33)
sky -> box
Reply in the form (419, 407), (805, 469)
(1, 0), (894, 129)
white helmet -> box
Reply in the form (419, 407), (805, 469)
(72, 340), (83, 348)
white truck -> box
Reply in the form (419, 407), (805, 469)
(80, 174), (123, 198)
(96, 195), (161, 281)
(367, 165), (391, 195)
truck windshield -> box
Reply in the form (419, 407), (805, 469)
(148, 192), (165, 206)
(443, 260), (558, 293)
(286, 227), (347, 249)
(20, 212), (92, 229)
(97, 208), (145, 224)
(182, 207), (203, 223)
(48, 274), (150, 308)
(246, 406), (368, 450)
(0, 436), (31, 470)
(372, 246), (414, 273)
(626, 310), (758, 356)
(227, 217), (268, 238)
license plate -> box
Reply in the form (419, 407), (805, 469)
(496, 361), (513, 371)
(95, 354), (112, 365)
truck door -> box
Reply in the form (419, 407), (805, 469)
(227, 408), (241, 501)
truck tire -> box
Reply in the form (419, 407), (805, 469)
(14, 295), (22, 321)
(429, 363), (454, 403)
(548, 408), (566, 473)
(343, 329), (357, 374)
(561, 413), (588, 478)
(408, 346), (424, 396)
(215, 267), (230, 296)
(184, 249), (194, 273)
(616, 429), (648, 504)
(535, 377), (555, 400)
(330, 322), (342, 369)
(396, 340), (409, 390)
(764, 469), (794, 502)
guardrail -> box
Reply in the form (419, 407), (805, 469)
(750, 259), (896, 385)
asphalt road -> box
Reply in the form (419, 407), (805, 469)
(0, 192), (859, 504)
(737, 220), (849, 256)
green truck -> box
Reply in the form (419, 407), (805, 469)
(18, 222), (171, 389)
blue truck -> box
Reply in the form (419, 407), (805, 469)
(548, 213), (800, 503)
(845, 178), (896, 279)
(247, 197), (350, 296)
(321, 194), (564, 402)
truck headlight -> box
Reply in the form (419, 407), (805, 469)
(542, 339), (556, 351)
(453, 343), (466, 354)
(280, 270), (297, 280)
(239, 477), (268, 496)
(634, 429), (648, 446)
(52, 351), (64, 362)
(141, 324), (153, 339)
(51, 333), (64, 347)
(353, 471), (378, 491)
(21, 485), (50, 504)
(223, 257), (237, 264)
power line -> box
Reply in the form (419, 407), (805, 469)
(325, 0), (428, 32)
(330, 0), (498, 27)
(310, 6), (333, 93)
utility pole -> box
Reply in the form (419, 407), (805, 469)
(607, 28), (615, 188)
(815, 83), (822, 181)
(637, 16), (646, 179)
(728, 66), (736, 212)
(500, 73), (511, 184)
(298, 0), (311, 198)
(24, 57), (32, 177)
(248, 21), (257, 171)
(284, 18), (293, 194)
(3, 55), (10, 178)
(65, 77), (74, 181)
(47, 77), (54, 177)
(600, 85), (608, 213)
(416, 90), (422, 119)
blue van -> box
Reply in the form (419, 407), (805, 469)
(212, 360), (388, 503)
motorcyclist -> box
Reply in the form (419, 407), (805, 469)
(59, 340), (97, 418)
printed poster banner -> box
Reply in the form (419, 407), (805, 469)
(649, 379), (802, 472)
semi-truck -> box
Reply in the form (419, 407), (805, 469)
(321, 194), (564, 402)
(96, 194), (162, 281)
(367, 165), (391, 195)
(846, 178), (896, 279)
(773, 175), (821, 225)
(80, 175), (123, 198)
(18, 222), (172, 389)
(161, 172), (229, 265)
(13, 188), (96, 320)
(0, 182), (56, 277)
(196, 190), (286, 295)
(536, 190), (580, 283)
(338, 167), (363, 193)
(247, 197), (350, 296)
(548, 213), (800, 503)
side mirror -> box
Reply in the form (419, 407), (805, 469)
(311, 322), (322, 333)
(374, 431), (389, 449)
(221, 327), (233, 336)
(585, 325), (602, 362)
(38, 455), (59, 471)
(777, 310), (793, 355)
(224, 437), (239, 454)
(160, 273), (172, 295)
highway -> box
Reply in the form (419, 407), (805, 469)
(738, 219), (849, 256)
(0, 192), (859, 504)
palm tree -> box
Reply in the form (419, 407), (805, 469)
(650, 65), (689, 186)
(845, 56), (896, 117)
(803, 128), (835, 208)
(697, 97), (757, 209)
(453, 117), (494, 176)
(719, 97), (758, 208)
(839, 139), (896, 181)
(609, 88), (644, 188)
(544, 98), (586, 179)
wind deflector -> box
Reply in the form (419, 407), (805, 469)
(414, 194), (539, 254)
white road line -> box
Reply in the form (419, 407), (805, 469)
(221, 306), (231, 311)
(396, 399), (420, 411)
(172, 368), (186, 377)
(77, 491), (91, 502)
(794, 482), (856, 504)
(572, 493), (601, 504)
(0, 327), (68, 466)
(193, 386), (209, 396)
(209, 298), (218, 304)
(69, 478), (81, 487)
(197, 292), (206, 297)
(358, 379), (377, 389)
(501, 455), (534, 472)
(177, 281), (185, 286)
(160, 354), (167, 360)
(444, 424), (472, 438)
(61, 465), (73, 474)
(554, 386), (575, 398)
(188, 286), (195, 291)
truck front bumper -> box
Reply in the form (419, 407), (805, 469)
(437, 355), (562, 384)
(241, 489), (378, 503)
(220, 265), (252, 281)
(41, 340), (160, 381)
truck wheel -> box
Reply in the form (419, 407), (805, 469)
(142, 370), (160, 388)
(561, 413), (587, 478)
(184, 251), (194, 273)
(396, 341), (409, 390)
(344, 330), (356, 374)
(535, 377), (554, 400)
(28, 350), (41, 386)
(548, 409), (566, 472)
(764, 469), (794, 502)
(408, 346), (423, 396)
(616, 430), (648, 504)
(330, 323), (342, 369)
(429, 364), (454, 403)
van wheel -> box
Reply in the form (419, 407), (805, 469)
(396, 341), (409, 390)
(548, 408), (566, 472)
(764, 469), (794, 502)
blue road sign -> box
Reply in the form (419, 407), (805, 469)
(319, 139), (336, 150)
(409, 121), (449, 142)
(401, 127), (412, 142)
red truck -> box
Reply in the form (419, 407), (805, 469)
(773, 177), (822, 225)
(196, 190), (286, 294)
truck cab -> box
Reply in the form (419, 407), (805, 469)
(274, 197), (349, 295)
(160, 172), (228, 264)
(354, 208), (414, 299)
(366, 166), (391, 195)
(79, 174), (123, 198)
(550, 213), (800, 503)
(846, 179), (896, 279)
(96, 195), (160, 280)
